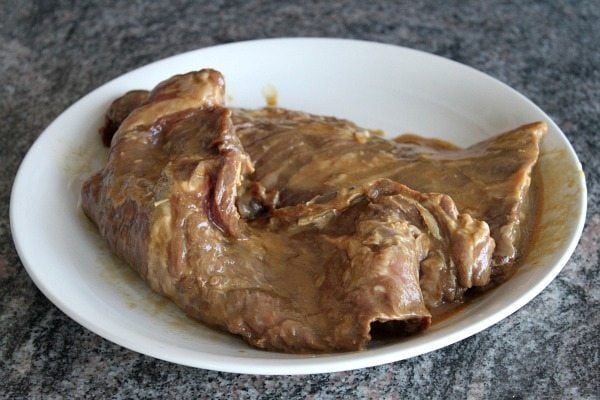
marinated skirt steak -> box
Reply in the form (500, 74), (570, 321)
(82, 69), (544, 353)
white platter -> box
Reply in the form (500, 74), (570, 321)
(10, 38), (586, 375)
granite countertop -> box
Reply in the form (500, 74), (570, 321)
(1, 1), (598, 398)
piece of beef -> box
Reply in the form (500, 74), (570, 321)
(82, 69), (496, 352)
(165, 177), (494, 352)
(232, 108), (545, 266)
(99, 90), (149, 146)
(83, 69), (251, 276)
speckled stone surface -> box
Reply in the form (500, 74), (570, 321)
(1, 1), (598, 398)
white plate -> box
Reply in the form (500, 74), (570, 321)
(10, 38), (586, 375)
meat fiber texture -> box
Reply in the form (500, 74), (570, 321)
(81, 69), (544, 353)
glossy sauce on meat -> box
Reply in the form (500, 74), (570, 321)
(82, 69), (544, 353)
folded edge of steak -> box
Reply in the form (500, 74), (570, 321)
(82, 69), (505, 352)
